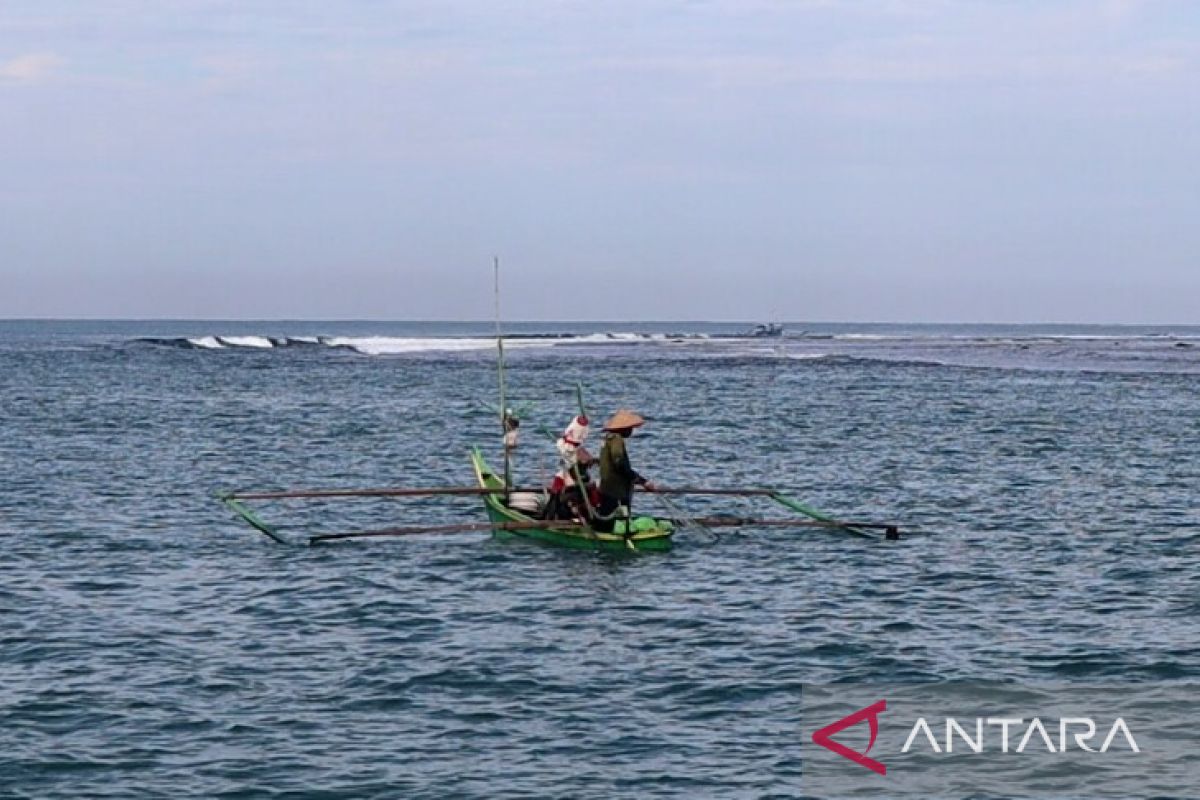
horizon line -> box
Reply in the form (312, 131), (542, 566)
(2, 317), (1199, 327)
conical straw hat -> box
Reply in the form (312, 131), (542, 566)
(603, 409), (645, 431)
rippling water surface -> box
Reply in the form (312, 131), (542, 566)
(2, 321), (1198, 798)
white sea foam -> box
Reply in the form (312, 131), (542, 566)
(173, 333), (681, 355)
(323, 337), (488, 355)
(217, 336), (275, 349)
(1033, 333), (1200, 341)
(323, 336), (558, 355)
(571, 332), (646, 343)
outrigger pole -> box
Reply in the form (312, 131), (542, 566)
(667, 515), (897, 539)
(221, 485), (900, 544)
(218, 485), (872, 502)
(305, 515), (894, 545)
(221, 486), (543, 501)
(628, 488), (899, 538)
(309, 519), (586, 545)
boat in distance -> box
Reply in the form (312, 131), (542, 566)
(747, 323), (784, 337)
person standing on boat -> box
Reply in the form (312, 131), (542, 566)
(544, 414), (596, 520)
(596, 409), (657, 531)
(503, 409), (520, 451)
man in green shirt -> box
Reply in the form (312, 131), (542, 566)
(596, 409), (658, 531)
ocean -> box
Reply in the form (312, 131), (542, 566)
(2, 320), (1198, 798)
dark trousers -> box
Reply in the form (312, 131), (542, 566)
(594, 492), (631, 533)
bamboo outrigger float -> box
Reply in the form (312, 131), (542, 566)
(219, 442), (899, 549)
(218, 259), (901, 548)
(219, 472), (899, 549)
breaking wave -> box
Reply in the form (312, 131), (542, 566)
(124, 327), (1200, 373)
(132, 331), (716, 356)
(135, 335), (334, 351)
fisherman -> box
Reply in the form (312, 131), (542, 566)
(562, 484), (593, 525)
(543, 414), (597, 521)
(595, 409), (657, 532)
(502, 409), (520, 451)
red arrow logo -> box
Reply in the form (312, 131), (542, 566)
(811, 699), (888, 775)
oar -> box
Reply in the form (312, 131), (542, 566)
(309, 519), (585, 545)
(221, 486), (544, 501)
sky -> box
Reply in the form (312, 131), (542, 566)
(2, 1), (1197, 323)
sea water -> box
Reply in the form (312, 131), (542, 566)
(2, 320), (1197, 798)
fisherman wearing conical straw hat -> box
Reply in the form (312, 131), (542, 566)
(595, 409), (658, 531)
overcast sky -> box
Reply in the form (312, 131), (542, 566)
(2, 1), (1197, 322)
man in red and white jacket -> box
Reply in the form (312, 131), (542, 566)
(545, 414), (600, 518)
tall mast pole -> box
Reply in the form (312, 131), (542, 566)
(494, 256), (512, 500)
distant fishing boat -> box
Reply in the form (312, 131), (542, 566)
(747, 322), (784, 337)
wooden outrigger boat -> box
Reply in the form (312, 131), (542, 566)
(219, 433), (897, 549)
(220, 463), (897, 549)
(219, 260), (900, 548)
(471, 448), (675, 553)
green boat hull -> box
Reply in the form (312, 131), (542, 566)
(471, 449), (673, 553)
